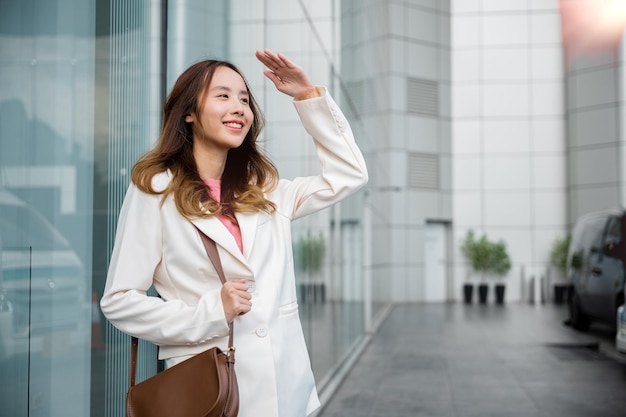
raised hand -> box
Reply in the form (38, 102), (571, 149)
(255, 49), (319, 100)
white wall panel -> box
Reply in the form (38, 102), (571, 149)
(452, 49), (480, 82)
(407, 7), (440, 44)
(572, 68), (619, 109)
(390, 39), (406, 74)
(530, 47), (564, 79)
(534, 228), (566, 265)
(389, 2), (406, 37)
(482, 83), (530, 117)
(439, 82), (452, 118)
(453, 157), (481, 190)
(452, 121), (481, 154)
(481, 15), (528, 46)
(533, 192), (567, 226)
(483, 120), (530, 154)
(452, 193), (482, 225)
(491, 230), (533, 264)
(482, 48), (529, 81)
(440, 155), (453, 190)
(530, 0), (560, 11)
(451, 16), (480, 47)
(573, 186), (622, 217)
(484, 156), (530, 190)
(266, 0), (302, 18)
(531, 119), (565, 152)
(266, 22), (307, 53)
(484, 192), (532, 226)
(574, 107), (618, 147)
(529, 13), (562, 45)
(452, 84), (481, 117)
(406, 43), (440, 79)
(451, 0), (481, 14)
(482, 0), (528, 12)
(531, 155), (566, 189)
(574, 147), (619, 185)
(408, 117), (439, 153)
(531, 81), (564, 116)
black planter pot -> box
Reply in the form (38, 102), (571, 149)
(553, 284), (568, 304)
(478, 283), (489, 304)
(495, 283), (506, 304)
(463, 284), (474, 304)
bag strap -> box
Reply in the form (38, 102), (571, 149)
(129, 228), (234, 387)
(196, 228), (235, 352)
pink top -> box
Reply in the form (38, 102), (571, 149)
(202, 178), (243, 253)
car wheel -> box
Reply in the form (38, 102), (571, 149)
(569, 292), (591, 331)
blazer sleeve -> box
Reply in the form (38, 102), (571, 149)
(99, 182), (229, 346)
(272, 87), (368, 219)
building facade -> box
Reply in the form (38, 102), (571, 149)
(0, 0), (622, 416)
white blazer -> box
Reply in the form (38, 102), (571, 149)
(100, 88), (368, 417)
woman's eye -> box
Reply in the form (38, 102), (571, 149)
(218, 94), (228, 99)
(241, 98), (249, 104)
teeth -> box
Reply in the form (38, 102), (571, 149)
(224, 122), (242, 128)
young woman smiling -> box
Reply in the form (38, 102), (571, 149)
(100, 49), (368, 417)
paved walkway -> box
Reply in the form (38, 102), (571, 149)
(317, 302), (626, 417)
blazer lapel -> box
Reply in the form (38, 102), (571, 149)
(191, 212), (261, 276)
(236, 212), (259, 259)
(191, 217), (249, 268)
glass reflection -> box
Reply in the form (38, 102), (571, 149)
(0, 191), (90, 416)
(0, 0), (96, 414)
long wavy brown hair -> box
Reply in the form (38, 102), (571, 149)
(132, 60), (278, 220)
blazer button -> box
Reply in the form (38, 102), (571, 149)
(247, 281), (256, 293)
(255, 326), (268, 338)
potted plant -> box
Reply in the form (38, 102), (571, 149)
(461, 230), (491, 304)
(462, 230), (512, 304)
(549, 235), (570, 304)
(295, 231), (326, 302)
(488, 239), (512, 304)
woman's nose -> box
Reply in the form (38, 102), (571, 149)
(231, 100), (244, 114)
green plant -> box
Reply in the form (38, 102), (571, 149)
(571, 250), (583, 270)
(461, 230), (511, 281)
(549, 235), (570, 276)
(489, 240), (511, 278)
(462, 231), (489, 281)
(296, 231), (326, 273)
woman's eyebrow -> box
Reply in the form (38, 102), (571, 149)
(211, 85), (249, 95)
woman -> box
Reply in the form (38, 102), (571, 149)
(100, 49), (368, 417)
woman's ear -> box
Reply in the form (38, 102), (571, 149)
(185, 114), (194, 123)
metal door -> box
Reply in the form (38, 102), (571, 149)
(424, 222), (447, 302)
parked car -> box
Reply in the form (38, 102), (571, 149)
(617, 304), (626, 353)
(566, 209), (626, 331)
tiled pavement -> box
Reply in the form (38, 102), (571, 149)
(317, 302), (626, 417)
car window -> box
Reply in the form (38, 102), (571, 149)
(604, 216), (622, 245)
(583, 216), (606, 253)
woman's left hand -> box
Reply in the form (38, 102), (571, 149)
(255, 49), (320, 100)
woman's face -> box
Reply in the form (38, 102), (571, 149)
(187, 66), (254, 151)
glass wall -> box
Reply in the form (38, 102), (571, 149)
(0, 0), (377, 415)
(94, 2), (160, 416)
(0, 0), (95, 415)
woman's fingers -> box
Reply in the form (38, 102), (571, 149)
(255, 49), (316, 98)
(255, 49), (285, 71)
(221, 279), (252, 322)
